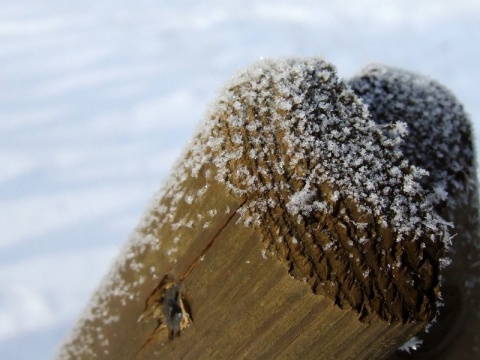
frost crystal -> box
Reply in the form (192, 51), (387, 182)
(399, 336), (423, 353)
(286, 187), (319, 215)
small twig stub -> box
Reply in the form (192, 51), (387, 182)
(139, 274), (192, 340)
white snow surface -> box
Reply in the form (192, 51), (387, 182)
(0, 0), (479, 358)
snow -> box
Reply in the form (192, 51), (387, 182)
(1, 0), (480, 359)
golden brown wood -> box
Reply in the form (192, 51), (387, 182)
(135, 202), (424, 360)
(56, 58), (458, 360)
(56, 177), (424, 360)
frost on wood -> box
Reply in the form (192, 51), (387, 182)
(57, 58), (461, 358)
(55, 190), (167, 358)
(349, 65), (480, 355)
(56, 163), (234, 358)
(349, 65), (477, 227)
(183, 58), (450, 322)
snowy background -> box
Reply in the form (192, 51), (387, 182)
(0, 0), (479, 358)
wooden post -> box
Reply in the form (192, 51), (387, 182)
(56, 58), (463, 359)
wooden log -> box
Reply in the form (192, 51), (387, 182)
(56, 58), (455, 359)
(349, 65), (480, 358)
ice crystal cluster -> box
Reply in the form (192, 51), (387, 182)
(349, 65), (477, 225)
(183, 58), (451, 321)
(398, 336), (423, 354)
(189, 58), (447, 239)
